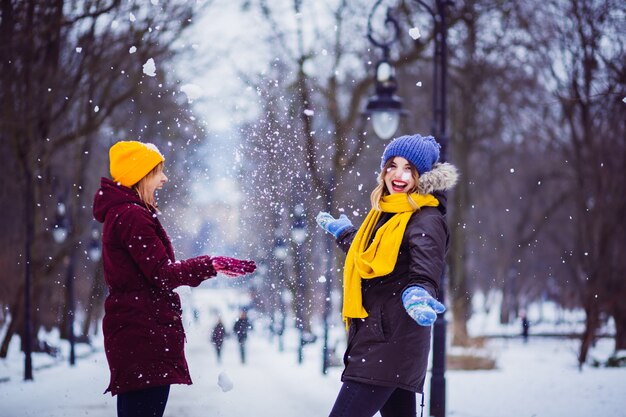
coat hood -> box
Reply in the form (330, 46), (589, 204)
(417, 162), (459, 216)
(93, 177), (143, 223)
(417, 162), (459, 194)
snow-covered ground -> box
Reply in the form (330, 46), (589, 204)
(1, 288), (625, 417)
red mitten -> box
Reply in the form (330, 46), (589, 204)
(212, 256), (257, 277)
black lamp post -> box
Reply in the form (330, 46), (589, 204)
(52, 200), (76, 366)
(273, 236), (288, 352)
(412, 1), (452, 416)
(363, 1), (408, 140)
(321, 171), (335, 375)
(23, 182), (35, 381)
(291, 203), (307, 364)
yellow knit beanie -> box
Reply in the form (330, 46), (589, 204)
(109, 141), (165, 187)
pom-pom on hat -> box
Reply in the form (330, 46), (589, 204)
(381, 134), (441, 175)
(109, 141), (165, 187)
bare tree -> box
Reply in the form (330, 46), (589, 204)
(0, 0), (207, 358)
(510, 0), (625, 364)
(233, 0), (449, 334)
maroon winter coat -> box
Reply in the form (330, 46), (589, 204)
(93, 177), (217, 396)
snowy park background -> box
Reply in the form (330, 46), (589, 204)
(1, 1), (625, 417)
(1, 288), (625, 417)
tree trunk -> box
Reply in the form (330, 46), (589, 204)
(448, 115), (472, 346)
(499, 280), (513, 325)
(578, 297), (599, 368)
(81, 261), (105, 339)
(449, 213), (470, 345)
(451, 298), (470, 346)
(0, 299), (22, 358)
(611, 302), (626, 352)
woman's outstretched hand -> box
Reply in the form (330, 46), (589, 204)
(212, 256), (257, 277)
(316, 212), (353, 239)
(402, 286), (446, 326)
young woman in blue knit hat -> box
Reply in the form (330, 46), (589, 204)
(317, 134), (458, 417)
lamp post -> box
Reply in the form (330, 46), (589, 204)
(52, 200), (76, 366)
(23, 177), (35, 381)
(363, 1), (407, 140)
(291, 203), (307, 364)
(273, 236), (288, 352)
(321, 171), (335, 375)
(412, 1), (452, 416)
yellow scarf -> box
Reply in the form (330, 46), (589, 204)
(342, 193), (439, 326)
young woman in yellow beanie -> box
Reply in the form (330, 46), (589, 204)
(93, 141), (256, 417)
(317, 134), (458, 417)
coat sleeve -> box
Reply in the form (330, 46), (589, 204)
(335, 226), (358, 254)
(406, 211), (449, 298)
(115, 205), (217, 291)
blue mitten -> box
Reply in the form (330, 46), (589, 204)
(316, 212), (353, 239)
(402, 286), (446, 326)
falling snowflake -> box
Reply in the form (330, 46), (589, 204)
(129, 46), (137, 54)
(143, 58), (156, 77)
(409, 27), (421, 40)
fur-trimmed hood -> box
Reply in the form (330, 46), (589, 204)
(417, 162), (459, 194)
(417, 162), (459, 215)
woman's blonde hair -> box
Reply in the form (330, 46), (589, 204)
(370, 158), (420, 211)
(133, 162), (164, 211)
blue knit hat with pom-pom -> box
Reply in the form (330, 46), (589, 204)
(381, 134), (441, 175)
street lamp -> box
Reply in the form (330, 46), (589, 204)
(52, 202), (68, 244)
(88, 227), (102, 263)
(363, 2), (407, 140)
(411, 1), (453, 416)
(273, 237), (289, 262)
(52, 200), (76, 366)
(291, 203), (307, 364)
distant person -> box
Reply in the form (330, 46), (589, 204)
(317, 134), (458, 417)
(211, 318), (226, 364)
(233, 310), (252, 364)
(521, 310), (530, 343)
(93, 141), (256, 417)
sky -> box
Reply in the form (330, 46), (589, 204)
(1, 288), (625, 417)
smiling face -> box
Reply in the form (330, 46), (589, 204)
(384, 156), (418, 194)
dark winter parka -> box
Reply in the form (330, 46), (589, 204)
(335, 190), (450, 394)
(93, 177), (217, 396)
(212, 322), (226, 347)
(233, 316), (251, 343)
